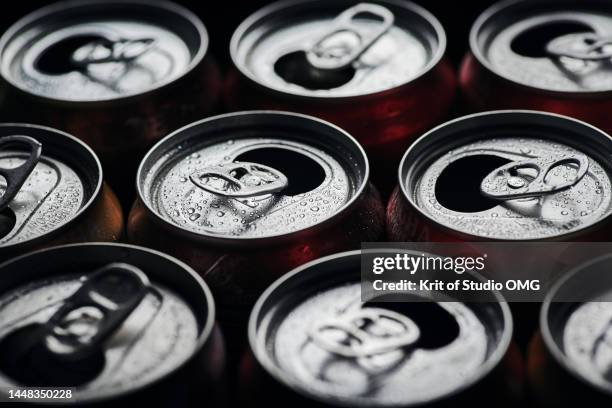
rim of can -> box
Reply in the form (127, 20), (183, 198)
(469, 0), (612, 97)
(540, 252), (612, 398)
(0, 0), (209, 106)
(248, 249), (513, 407)
(0, 122), (103, 253)
(0, 242), (216, 405)
(397, 109), (612, 241)
(135, 110), (370, 247)
(230, 0), (447, 101)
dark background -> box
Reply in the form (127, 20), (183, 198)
(0, 0), (499, 68)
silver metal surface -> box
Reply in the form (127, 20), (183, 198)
(231, 0), (444, 98)
(0, 0), (207, 102)
(249, 250), (512, 406)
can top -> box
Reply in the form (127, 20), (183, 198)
(0, 243), (215, 404)
(249, 250), (511, 407)
(542, 253), (612, 397)
(400, 111), (612, 240)
(0, 124), (102, 251)
(0, 0), (207, 103)
(137, 111), (369, 244)
(231, 0), (446, 98)
(471, 0), (612, 94)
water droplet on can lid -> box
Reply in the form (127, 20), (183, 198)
(138, 112), (368, 240)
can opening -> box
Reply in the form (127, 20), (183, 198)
(0, 206), (16, 239)
(511, 21), (593, 58)
(435, 155), (510, 212)
(235, 147), (326, 196)
(364, 300), (459, 349)
(0, 324), (105, 386)
(35, 35), (103, 75)
(274, 50), (355, 90)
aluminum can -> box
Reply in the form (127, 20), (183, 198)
(387, 111), (612, 242)
(240, 250), (523, 407)
(0, 243), (226, 406)
(461, 0), (612, 133)
(225, 0), (456, 195)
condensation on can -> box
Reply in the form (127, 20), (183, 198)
(387, 110), (612, 242)
(0, 124), (123, 261)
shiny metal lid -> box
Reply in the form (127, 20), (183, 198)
(249, 251), (511, 406)
(231, 0), (445, 98)
(0, 124), (100, 249)
(401, 111), (612, 240)
(542, 253), (612, 397)
(137, 111), (368, 242)
(0, 243), (213, 403)
(0, 0), (207, 102)
(471, 0), (612, 93)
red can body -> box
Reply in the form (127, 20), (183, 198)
(461, 54), (612, 131)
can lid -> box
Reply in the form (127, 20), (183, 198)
(0, 124), (101, 250)
(0, 0), (207, 103)
(249, 250), (511, 406)
(542, 253), (612, 397)
(471, 0), (612, 93)
(0, 243), (214, 404)
(137, 111), (368, 244)
(401, 111), (612, 240)
(231, 0), (445, 98)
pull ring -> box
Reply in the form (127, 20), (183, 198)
(306, 3), (394, 71)
(0, 135), (42, 211)
(547, 32), (612, 61)
(308, 308), (420, 359)
(42, 263), (151, 361)
(480, 153), (589, 200)
(71, 36), (156, 67)
(190, 162), (288, 198)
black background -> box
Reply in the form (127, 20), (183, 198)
(0, 0), (498, 69)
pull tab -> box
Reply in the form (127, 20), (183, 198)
(42, 263), (149, 361)
(546, 32), (612, 61)
(309, 308), (420, 358)
(480, 153), (589, 200)
(306, 3), (394, 71)
(0, 135), (42, 211)
(190, 161), (289, 198)
(71, 36), (156, 67)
